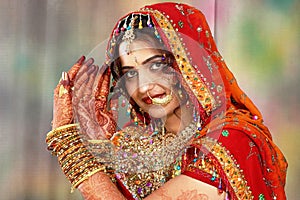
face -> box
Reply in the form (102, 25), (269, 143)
(118, 40), (181, 119)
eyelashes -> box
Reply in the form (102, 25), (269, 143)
(123, 60), (172, 80)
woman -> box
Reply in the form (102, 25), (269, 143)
(46, 2), (287, 199)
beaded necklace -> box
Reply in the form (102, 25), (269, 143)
(113, 122), (198, 199)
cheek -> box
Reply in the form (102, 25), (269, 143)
(157, 73), (178, 88)
(125, 82), (138, 99)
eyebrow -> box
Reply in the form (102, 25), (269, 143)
(121, 54), (164, 71)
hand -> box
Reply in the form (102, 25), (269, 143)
(72, 61), (116, 140)
(52, 56), (86, 129)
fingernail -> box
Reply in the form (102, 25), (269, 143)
(84, 58), (94, 67)
(61, 72), (69, 86)
(77, 55), (85, 65)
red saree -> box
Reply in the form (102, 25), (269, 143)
(105, 2), (287, 200)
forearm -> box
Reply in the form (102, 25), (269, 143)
(144, 175), (224, 200)
(78, 172), (126, 200)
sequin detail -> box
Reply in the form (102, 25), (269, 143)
(222, 130), (229, 137)
(190, 137), (254, 200)
(149, 9), (216, 115)
(109, 122), (197, 199)
(259, 194), (265, 200)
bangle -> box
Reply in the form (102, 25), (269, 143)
(46, 123), (113, 193)
(46, 124), (79, 142)
(47, 124), (79, 137)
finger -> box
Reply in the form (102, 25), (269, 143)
(75, 65), (98, 98)
(84, 65), (99, 96)
(73, 58), (95, 92)
(67, 56), (86, 81)
(95, 65), (110, 109)
(75, 58), (94, 80)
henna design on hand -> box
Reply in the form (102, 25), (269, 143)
(72, 62), (116, 140)
(52, 56), (85, 129)
(78, 172), (126, 200)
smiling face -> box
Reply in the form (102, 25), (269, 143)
(118, 40), (181, 119)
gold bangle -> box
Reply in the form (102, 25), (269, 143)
(45, 123), (114, 194)
(46, 124), (79, 140)
(71, 166), (106, 193)
(57, 143), (85, 159)
(55, 136), (83, 153)
(46, 124), (81, 152)
(65, 157), (95, 177)
(60, 148), (90, 167)
(62, 154), (94, 175)
(61, 152), (90, 173)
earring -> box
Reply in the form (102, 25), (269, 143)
(121, 98), (126, 108)
(126, 102), (131, 117)
(193, 107), (202, 131)
(178, 87), (184, 99)
(139, 108), (147, 127)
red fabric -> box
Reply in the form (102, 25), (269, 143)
(143, 3), (287, 199)
(106, 2), (287, 199)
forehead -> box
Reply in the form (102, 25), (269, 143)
(119, 40), (163, 55)
(119, 40), (163, 65)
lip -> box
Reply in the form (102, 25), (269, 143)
(142, 93), (165, 104)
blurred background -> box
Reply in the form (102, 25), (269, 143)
(0, 0), (298, 199)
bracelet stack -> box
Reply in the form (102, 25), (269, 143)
(46, 124), (107, 192)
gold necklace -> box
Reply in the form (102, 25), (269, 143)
(112, 122), (197, 199)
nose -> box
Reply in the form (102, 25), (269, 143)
(137, 68), (155, 93)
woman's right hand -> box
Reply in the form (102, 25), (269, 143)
(52, 56), (88, 129)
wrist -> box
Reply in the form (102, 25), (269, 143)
(46, 124), (114, 192)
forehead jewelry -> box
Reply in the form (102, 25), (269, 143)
(138, 13), (143, 29)
(147, 90), (173, 106)
(122, 14), (138, 55)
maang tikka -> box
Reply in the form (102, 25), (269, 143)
(122, 14), (138, 54)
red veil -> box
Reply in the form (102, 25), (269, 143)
(105, 2), (287, 199)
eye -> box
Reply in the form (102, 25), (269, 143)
(125, 70), (138, 79)
(149, 61), (170, 71)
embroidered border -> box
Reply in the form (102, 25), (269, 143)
(193, 137), (254, 200)
(144, 8), (216, 116)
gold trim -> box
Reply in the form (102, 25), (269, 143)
(149, 9), (216, 115)
(199, 137), (253, 200)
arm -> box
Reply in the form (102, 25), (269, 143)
(145, 175), (225, 200)
(76, 173), (224, 200)
(49, 57), (223, 199)
(78, 172), (126, 200)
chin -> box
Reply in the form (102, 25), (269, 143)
(145, 102), (178, 120)
(147, 106), (168, 119)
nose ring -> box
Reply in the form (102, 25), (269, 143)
(146, 90), (173, 105)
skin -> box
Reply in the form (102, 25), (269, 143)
(52, 41), (225, 199)
(118, 40), (193, 133)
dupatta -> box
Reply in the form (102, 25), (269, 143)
(103, 2), (287, 199)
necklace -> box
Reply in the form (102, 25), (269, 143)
(114, 121), (197, 173)
(112, 122), (198, 199)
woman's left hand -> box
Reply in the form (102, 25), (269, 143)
(72, 61), (116, 140)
